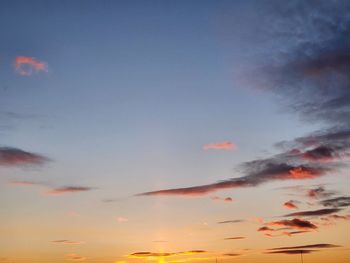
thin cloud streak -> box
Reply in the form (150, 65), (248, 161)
(45, 186), (94, 196)
(203, 141), (235, 150)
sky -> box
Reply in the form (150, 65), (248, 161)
(0, 0), (350, 262)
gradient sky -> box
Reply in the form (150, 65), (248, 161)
(1, 1), (350, 263)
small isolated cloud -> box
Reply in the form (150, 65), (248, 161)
(283, 200), (299, 209)
(203, 141), (235, 151)
(224, 237), (245, 240)
(14, 56), (47, 76)
(46, 186), (94, 196)
(65, 253), (86, 261)
(116, 217), (128, 223)
(223, 253), (241, 257)
(51, 240), (83, 245)
(284, 208), (341, 217)
(267, 218), (317, 230)
(217, 219), (244, 224)
(210, 196), (233, 203)
(0, 147), (49, 166)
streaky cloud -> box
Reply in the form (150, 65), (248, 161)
(284, 208), (341, 217)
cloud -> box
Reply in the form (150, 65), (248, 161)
(268, 244), (341, 250)
(267, 218), (317, 230)
(65, 254), (86, 261)
(283, 200), (299, 209)
(210, 196), (233, 203)
(222, 253), (241, 257)
(116, 217), (128, 223)
(224, 237), (245, 240)
(203, 141), (235, 150)
(0, 147), (49, 166)
(9, 180), (39, 187)
(257, 226), (310, 237)
(320, 196), (350, 208)
(128, 250), (207, 259)
(14, 56), (47, 76)
(307, 186), (336, 199)
(266, 250), (315, 255)
(217, 219), (244, 224)
(51, 240), (83, 245)
(137, 161), (331, 197)
(284, 208), (341, 217)
(46, 186), (94, 196)
(134, 1), (350, 199)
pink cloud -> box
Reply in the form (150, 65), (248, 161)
(51, 240), (83, 245)
(203, 141), (236, 150)
(65, 254), (86, 261)
(45, 186), (93, 196)
(116, 217), (128, 223)
(14, 56), (48, 76)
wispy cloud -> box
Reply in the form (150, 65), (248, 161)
(320, 196), (350, 208)
(14, 56), (47, 76)
(51, 240), (83, 245)
(224, 237), (245, 240)
(46, 186), (94, 196)
(65, 254), (86, 261)
(266, 249), (315, 255)
(268, 244), (341, 250)
(217, 219), (244, 224)
(128, 250), (207, 259)
(203, 141), (235, 151)
(0, 147), (49, 166)
(284, 208), (341, 217)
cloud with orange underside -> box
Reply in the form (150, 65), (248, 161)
(203, 141), (235, 150)
(283, 200), (299, 209)
(14, 56), (48, 76)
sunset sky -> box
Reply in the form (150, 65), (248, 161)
(1, 1), (350, 262)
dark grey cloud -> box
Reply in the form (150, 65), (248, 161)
(269, 244), (341, 250)
(321, 196), (350, 208)
(284, 208), (341, 217)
